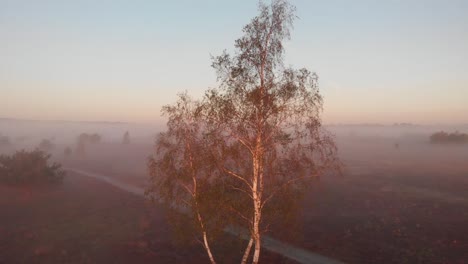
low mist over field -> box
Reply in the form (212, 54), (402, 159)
(1, 119), (468, 264)
(1, 0), (467, 263)
(0, 118), (162, 152)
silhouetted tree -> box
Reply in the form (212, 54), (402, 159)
(77, 133), (101, 145)
(147, 1), (341, 263)
(38, 139), (55, 152)
(88, 133), (101, 144)
(0, 149), (65, 185)
(430, 131), (468, 144)
(122, 131), (131, 144)
(64, 146), (72, 157)
(75, 133), (102, 156)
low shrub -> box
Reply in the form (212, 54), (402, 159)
(0, 149), (65, 185)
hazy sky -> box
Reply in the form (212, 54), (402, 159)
(1, 0), (467, 124)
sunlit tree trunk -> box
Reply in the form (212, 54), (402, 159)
(188, 139), (217, 264)
(197, 210), (216, 264)
(241, 238), (254, 264)
(252, 200), (262, 264)
(252, 133), (264, 264)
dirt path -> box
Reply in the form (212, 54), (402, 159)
(65, 168), (346, 264)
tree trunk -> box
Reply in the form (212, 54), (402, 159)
(202, 229), (216, 264)
(196, 206), (216, 264)
(249, 109), (265, 263)
(194, 182), (216, 264)
(241, 238), (253, 264)
(251, 200), (262, 264)
(190, 141), (216, 264)
(251, 145), (263, 264)
(252, 239), (261, 264)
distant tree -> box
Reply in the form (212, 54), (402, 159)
(122, 131), (131, 144)
(64, 146), (72, 157)
(430, 131), (447, 143)
(0, 135), (11, 147)
(78, 133), (102, 145)
(75, 133), (102, 156)
(147, 1), (341, 263)
(88, 133), (101, 144)
(430, 131), (468, 144)
(38, 139), (55, 152)
(0, 149), (65, 185)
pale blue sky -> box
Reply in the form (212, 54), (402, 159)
(1, 0), (467, 124)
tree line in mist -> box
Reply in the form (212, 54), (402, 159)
(430, 131), (468, 144)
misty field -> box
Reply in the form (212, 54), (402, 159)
(2, 0), (467, 262)
(1, 120), (468, 264)
(0, 172), (293, 264)
(0, 173), (200, 263)
(48, 133), (468, 264)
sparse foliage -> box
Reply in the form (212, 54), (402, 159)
(0, 149), (65, 185)
(147, 1), (340, 263)
(147, 94), (223, 263)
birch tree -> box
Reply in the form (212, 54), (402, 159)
(205, 1), (340, 262)
(147, 1), (340, 263)
(147, 93), (223, 264)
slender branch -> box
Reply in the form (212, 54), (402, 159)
(223, 167), (253, 190)
(228, 184), (254, 199)
(180, 198), (191, 208)
(225, 204), (253, 226)
(229, 132), (254, 155)
(177, 179), (194, 197)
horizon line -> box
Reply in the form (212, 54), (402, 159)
(1, 117), (467, 128)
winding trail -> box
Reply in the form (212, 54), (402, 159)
(65, 167), (346, 264)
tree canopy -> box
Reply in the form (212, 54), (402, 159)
(147, 1), (340, 263)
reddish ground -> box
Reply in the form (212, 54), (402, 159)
(278, 172), (468, 264)
(0, 174), (295, 264)
(54, 140), (468, 264)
